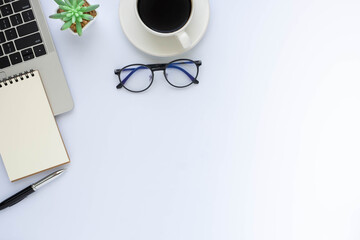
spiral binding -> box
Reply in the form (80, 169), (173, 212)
(0, 69), (35, 88)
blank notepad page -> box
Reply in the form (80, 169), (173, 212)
(0, 70), (69, 182)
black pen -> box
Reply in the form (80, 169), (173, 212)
(0, 169), (65, 211)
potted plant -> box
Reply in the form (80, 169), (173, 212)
(49, 0), (99, 36)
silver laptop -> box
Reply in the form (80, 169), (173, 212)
(0, 0), (73, 116)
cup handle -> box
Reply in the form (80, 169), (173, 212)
(176, 31), (192, 49)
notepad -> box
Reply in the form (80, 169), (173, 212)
(0, 70), (69, 182)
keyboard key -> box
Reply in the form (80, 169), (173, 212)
(9, 52), (21, 65)
(2, 41), (15, 54)
(0, 17), (10, 30)
(21, 9), (34, 22)
(33, 44), (46, 57)
(0, 4), (12, 16)
(10, 13), (23, 26)
(17, 21), (38, 37)
(15, 32), (42, 50)
(0, 46), (3, 56)
(0, 56), (10, 68)
(0, 32), (5, 43)
(12, 0), (30, 12)
(21, 9), (35, 22)
(21, 48), (31, 55)
(21, 48), (33, 61)
(5, 28), (17, 40)
(0, 0), (4, 6)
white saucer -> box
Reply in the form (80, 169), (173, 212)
(119, 0), (210, 57)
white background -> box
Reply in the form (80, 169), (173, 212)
(1, 0), (360, 239)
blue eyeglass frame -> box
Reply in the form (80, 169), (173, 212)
(114, 59), (202, 93)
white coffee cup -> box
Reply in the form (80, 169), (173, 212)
(135, 0), (194, 49)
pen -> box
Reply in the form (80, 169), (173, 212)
(0, 169), (65, 211)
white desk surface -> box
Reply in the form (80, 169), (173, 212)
(1, 0), (360, 239)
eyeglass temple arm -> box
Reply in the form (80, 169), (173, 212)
(193, 60), (202, 66)
(114, 61), (201, 74)
(147, 61), (201, 69)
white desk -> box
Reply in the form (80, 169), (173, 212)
(1, 0), (360, 239)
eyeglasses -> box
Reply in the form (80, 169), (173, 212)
(114, 59), (202, 93)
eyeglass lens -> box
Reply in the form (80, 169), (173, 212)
(119, 65), (153, 92)
(165, 60), (198, 87)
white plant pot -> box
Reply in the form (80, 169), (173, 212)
(69, 15), (97, 36)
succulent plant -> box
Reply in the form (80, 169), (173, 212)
(49, 0), (99, 36)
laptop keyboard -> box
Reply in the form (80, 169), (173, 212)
(0, 0), (46, 69)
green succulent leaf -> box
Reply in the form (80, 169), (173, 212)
(81, 14), (93, 21)
(72, 15), (76, 23)
(59, 5), (72, 11)
(76, 21), (82, 36)
(80, 4), (99, 12)
(49, 13), (63, 19)
(63, 16), (72, 21)
(54, 0), (66, 6)
(61, 20), (73, 30)
(64, 0), (72, 6)
(70, 0), (77, 7)
(78, 0), (85, 7)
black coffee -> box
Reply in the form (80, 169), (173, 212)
(137, 0), (192, 33)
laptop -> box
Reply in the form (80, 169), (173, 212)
(0, 0), (73, 116)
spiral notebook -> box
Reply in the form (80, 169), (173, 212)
(0, 70), (69, 182)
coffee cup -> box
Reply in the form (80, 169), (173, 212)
(135, 0), (194, 49)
